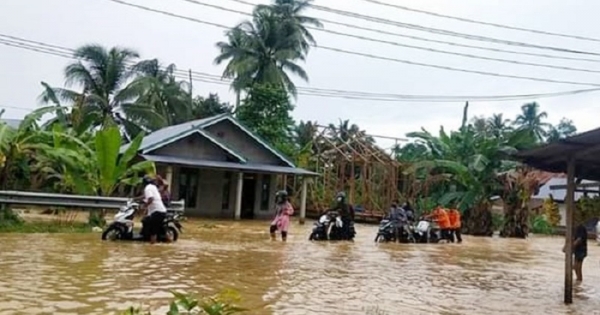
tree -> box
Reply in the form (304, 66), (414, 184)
(487, 113), (512, 138)
(514, 102), (551, 142)
(236, 84), (295, 155)
(546, 118), (577, 142)
(42, 45), (161, 139)
(190, 94), (233, 120)
(257, 0), (323, 54)
(214, 0), (320, 99)
(404, 102), (535, 236)
(129, 59), (191, 129)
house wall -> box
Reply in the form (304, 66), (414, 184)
(204, 120), (284, 165)
(149, 133), (230, 161)
(168, 165), (279, 219)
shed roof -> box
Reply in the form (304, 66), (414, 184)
(142, 154), (319, 176)
(514, 127), (600, 181)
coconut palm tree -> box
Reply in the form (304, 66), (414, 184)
(214, 0), (319, 100)
(514, 102), (551, 142)
(129, 59), (192, 128)
(257, 0), (323, 54)
(43, 45), (160, 139)
(487, 113), (512, 138)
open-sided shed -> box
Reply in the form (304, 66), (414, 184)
(514, 126), (600, 304)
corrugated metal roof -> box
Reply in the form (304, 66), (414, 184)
(141, 154), (319, 176)
(120, 114), (227, 153)
(515, 127), (600, 180)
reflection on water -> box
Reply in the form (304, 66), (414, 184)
(1, 220), (600, 314)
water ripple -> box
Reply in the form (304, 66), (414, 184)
(0, 222), (599, 314)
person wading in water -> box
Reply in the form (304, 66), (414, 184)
(270, 190), (294, 242)
(564, 219), (588, 282)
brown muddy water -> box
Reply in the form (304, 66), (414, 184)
(1, 220), (600, 315)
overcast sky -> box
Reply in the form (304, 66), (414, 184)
(2, 0), (600, 149)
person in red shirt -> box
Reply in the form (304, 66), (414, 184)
(447, 206), (462, 244)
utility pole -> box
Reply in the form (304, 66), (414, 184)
(188, 69), (193, 107)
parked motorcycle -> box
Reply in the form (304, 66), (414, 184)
(309, 210), (355, 241)
(101, 200), (182, 242)
(374, 218), (416, 243)
(309, 210), (341, 240)
(414, 218), (445, 243)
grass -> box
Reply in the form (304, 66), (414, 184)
(0, 221), (94, 233)
(0, 206), (97, 233)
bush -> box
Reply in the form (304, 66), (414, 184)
(87, 210), (106, 227)
(121, 290), (246, 315)
(491, 212), (504, 232)
(0, 206), (23, 227)
(530, 215), (553, 235)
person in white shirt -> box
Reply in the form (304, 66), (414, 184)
(142, 175), (169, 244)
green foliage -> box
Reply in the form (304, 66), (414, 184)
(492, 212), (504, 232)
(121, 290), (247, 315)
(575, 196), (600, 226)
(190, 94), (233, 120)
(0, 206), (23, 227)
(213, 0), (320, 96)
(542, 197), (561, 227)
(236, 84), (295, 156)
(87, 210), (106, 227)
(530, 215), (553, 235)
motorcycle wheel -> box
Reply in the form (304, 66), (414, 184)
(375, 234), (386, 243)
(165, 226), (179, 242)
(309, 232), (317, 241)
(101, 226), (122, 241)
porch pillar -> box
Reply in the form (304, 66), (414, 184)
(299, 177), (308, 224)
(165, 166), (173, 188)
(564, 156), (575, 304)
(234, 172), (244, 220)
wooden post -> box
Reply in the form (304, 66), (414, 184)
(234, 172), (243, 220)
(299, 177), (308, 224)
(564, 156), (576, 304)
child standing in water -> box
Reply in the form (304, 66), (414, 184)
(270, 190), (294, 242)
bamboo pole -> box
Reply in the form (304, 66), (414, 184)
(564, 156), (575, 304)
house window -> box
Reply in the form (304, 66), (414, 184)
(260, 175), (271, 211)
(178, 168), (199, 208)
(222, 172), (231, 210)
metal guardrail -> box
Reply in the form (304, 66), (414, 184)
(0, 190), (185, 212)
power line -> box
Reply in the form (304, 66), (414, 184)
(103, 0), (600, 87)
(177, 0), (600, 74)
(359, 0), (600, 43)
(3, 35), (600, 103)
(308, 3), (600, 57)
(225, 0), (600, 64)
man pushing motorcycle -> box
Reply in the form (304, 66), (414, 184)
(139, 175), (170, 244)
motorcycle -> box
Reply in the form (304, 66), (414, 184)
(414, 218), (445, 243)
(309, 210), (355, 241)
(309, 210), (341, 240)
(101, 200), (183, 242)
(374, 218), (416, 243)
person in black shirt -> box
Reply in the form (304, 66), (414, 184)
(564, 223), (588, 282)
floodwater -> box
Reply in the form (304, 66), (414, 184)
(1, 221), (600, 315)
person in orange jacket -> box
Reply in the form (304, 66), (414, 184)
(428, 204), (451, 241)
(447, 205), (462, 244)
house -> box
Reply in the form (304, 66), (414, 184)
(120, 113), (319, 221)
(533, 177), (599, 226)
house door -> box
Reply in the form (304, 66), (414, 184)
(178, 168), (199, 209)
(241, 175), (256, 219)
